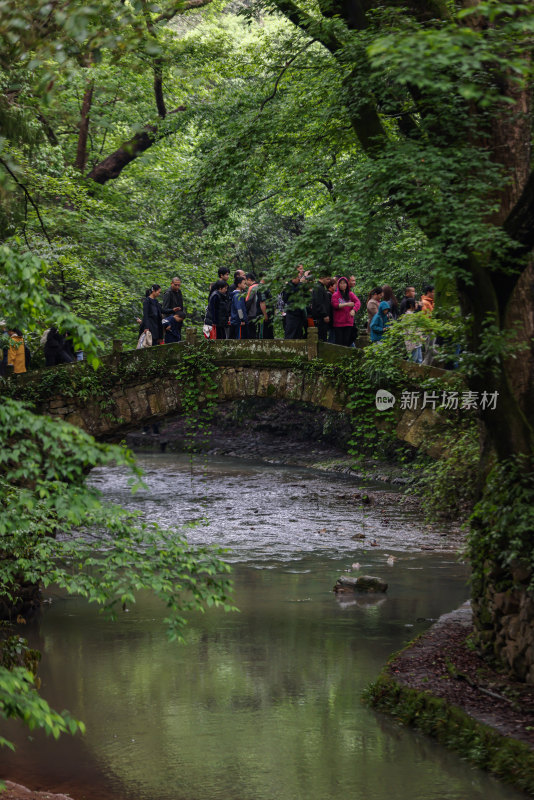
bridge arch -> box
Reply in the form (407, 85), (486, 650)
(18, 337), (352, 441)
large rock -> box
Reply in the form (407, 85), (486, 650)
(333, 575), (388, 593)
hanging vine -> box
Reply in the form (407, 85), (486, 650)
(173, 342), (219, 454)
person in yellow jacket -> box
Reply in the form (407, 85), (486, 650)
(7, 329), (26, 373)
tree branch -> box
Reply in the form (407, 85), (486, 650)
(256, 40), (317, 118)
(154, 0), (213, 24)
(271, 0), (388, 154)
(153, 63), (167, 118)
(75, 79), (94, 172)
(141, 1), (167, 118)
(0, 158), (51, 244)
(270, 0), (343, 55)
(250, 177), (335, 206)
(85, 107), (186, 184)
(37, 113), (59, 146)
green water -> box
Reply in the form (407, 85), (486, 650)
(0, 456), (526, 799)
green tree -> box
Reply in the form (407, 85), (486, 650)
(0, 2), (234, 750)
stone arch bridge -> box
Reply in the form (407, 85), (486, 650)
(10, 330), (445, 448)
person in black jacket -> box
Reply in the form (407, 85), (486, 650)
(207, 269), (231, 336)
(142, 284), (163, 345)
(163, 311), (186, 343)
(282, 269), (309, 340)
(207, 280), (230, 339)
(162, 277), (185, 339)
(257, 277), (274, 339)
(44, 328), (74, 366)
(311, 273), (332, 342)
(162, 276), (184, 314)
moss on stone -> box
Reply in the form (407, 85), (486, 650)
(365, 672), (534, 796)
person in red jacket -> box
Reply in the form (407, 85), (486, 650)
(331, 277), (361, 347)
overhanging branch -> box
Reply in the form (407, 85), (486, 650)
(154, 0), (213, 24)
(86, 107), (185, 184)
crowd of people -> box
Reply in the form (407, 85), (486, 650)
(0, 269), (436, 378)
(136, 269), (436, 370)
(137, 268), (435, 361)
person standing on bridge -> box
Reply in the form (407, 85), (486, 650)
(257, 275), (274, 340)
(142, 284), (163, 345)
(6, 328), (27, 373)
(420, 284), (435, 314)
(230, 275), (248, 339)
(311, 271), (331, 342)
(207, 268), (231, 337)
(245, 273), (260, 339)
(366, 287), (383, 332)
(282, 267), (309, 340)
(382, 285), (399, 320)
(348, 275), (360, 345)
(43, 327), (74, 366)
(207, 280), (230, 339)
(229, 269), (246, 294)
(402, 298), (424, 363)
(163, 310), (186, 343)
(399, 286), (422, 315)
(162, 277), (185, 337)
(331, 277), (360, 347)
(369, 300), (392, 343)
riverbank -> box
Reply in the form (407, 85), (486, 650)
(2, 782), (73, 800)
(367, 604), (534, 796)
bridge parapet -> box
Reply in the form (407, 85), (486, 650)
(4, 335), (452, 448)
(6, 337), (359, 440)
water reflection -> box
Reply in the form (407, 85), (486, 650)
(0, 455), (523, 800)
(1, 557), (523, 800)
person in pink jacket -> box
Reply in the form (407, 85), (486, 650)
(331, 277), (361, 347)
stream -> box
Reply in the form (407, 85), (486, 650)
(0, 454), (525, 799)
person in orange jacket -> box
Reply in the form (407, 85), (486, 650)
(421, 284), (435, 314)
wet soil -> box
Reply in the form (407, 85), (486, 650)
(125, 400), (466, 552)
(126, 398), (414, 483)
(387, 604), (534, 747)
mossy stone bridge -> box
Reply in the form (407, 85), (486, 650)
(11, 329), (444, 447)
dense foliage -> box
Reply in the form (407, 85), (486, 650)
(2, 0), (534, 738)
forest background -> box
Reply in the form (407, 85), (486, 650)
(1, 0), (433, 349)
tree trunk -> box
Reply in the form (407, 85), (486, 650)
(154, 61), (166, 118)
(75, 80), (94, 173)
